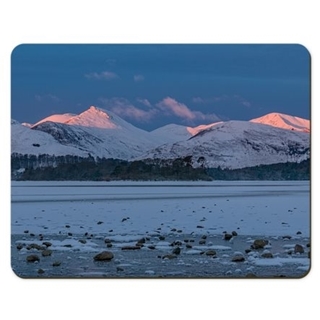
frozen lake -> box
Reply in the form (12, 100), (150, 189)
(11, 181), (311, 278)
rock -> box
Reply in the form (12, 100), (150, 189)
(42, 241), (52, 247)
(177, 229), (182, 233)
(183, 239), (189, 243)
(251, 239), (268, 249)
(159, 236), (165, 241)
(16, 244), (24, 250)
(137, 238), (146, 244)
(42, 250), (52, 257)
(170, 240), (182, 246)
(171, 228), (177, 232)
(104, 238), (112, 244)
(67, 232), (73, 237)
(52, 261), (61, 267)
(121, 218), (128, 222)
(206, 250), (217, 257)
(97, 221), (103, 225)
(306, 243), (310, 248)
(282, 235), (292, 240)
(231, 252), (245, 262)
(296, 231), (302, 235)
(232, 231), (238, 236)
(186, 244), (193, 249)
(109, 229), (113, 232)
(261, 250), (273, 258)
(189, 239), (195, 243)
(38, 268), (45, 274)
(29, 233), (35, 237)
(26, 255), (40, 263)
(121, 246), (141, 250)
(107, 243), (113, 248)
(162, 254), (177, 260)
(201, 235), (207, 240)
(117, 267), (124, 272)
(65, 225), (70, 228)
(27, 243), (46, 251)
(63, 244), (72, 248)
(24, 230), (29, 234)
(245, 249), (252, 254)
(172, 247), (181, 255)
(196, 225), (204, 229)
(224, 233), (233, 241)
(246, 273), (257, 278)
(94, 251), (114, 261)
(199, 240), (206, 245)
(148, 245), (156, 250)
(78, 239), (87, 244)
(294, 244), (304, 254)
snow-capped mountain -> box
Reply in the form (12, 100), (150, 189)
(12, 106), (163, 159)
(250, 112), (310, 133)
(139, 120), (310, 169)
(11, 108), (310, 170)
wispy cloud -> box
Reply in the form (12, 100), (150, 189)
(134, 74), (145, 82)
(193, 95), (251, 108)
(156, 97), (220, 123)
(99, 97), (156, 122)
(35, 94), (60, 102)
(136, 98), (152, 107)
(85, 71), (119, 80)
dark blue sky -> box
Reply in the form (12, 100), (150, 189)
(11, 44), (310, 131)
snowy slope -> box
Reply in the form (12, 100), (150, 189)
(150, 122), (221, 144)
(11, 120), (88, 157)
(14, 106), (163, 160)
(250, 112), (310, 133)
(139, 120), (310, 169)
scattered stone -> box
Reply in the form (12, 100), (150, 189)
(79, 239), (87, 244)
(42, 241), (52, 247)
(159, 236), (165, 241)
(232, 231), (238, 236)
(27, 243), (46, 251)
(224, 233), (233, 241)
(201, 235), (207, 240)
(171, 228), (177, 232)
(231, 252), (245, 262)
(94, 251), (114, 261)
(196, 225), (204, 229)
(261, 250), (273, 259)
(296, 231), (302, 235)
(177, 230), (182, 233)
(109, 229), (113, 232)
(38, 268), (45, 274)
(282, 235), (292, 240)
(251, 239), (268, 249)
(16, 244), (24, 250)
(306, 243), (310, 248)
(30, 233), (35, 237)
(170, 240), (182, 246)
(294, 244), (304, 254)
(189, 239), (195, 243)
(65, 225), (70, 228)
(162, 254), (177, 260)
(121, 217), (129, 222)
(63, 244), (72, 248)
(137, 238), (146, 244)
(172, 247), (181, 255)
(52, 261), (61, 267)
(148, 245), (156, 250)
(186, 244), (192, 249)
(104, 238), (112, 244)
(97, 221), (103, 225)
(121, 246), (141, 250)
(24, 230), (29, 234)
(206, 250), (217, 257)
(107, 243), (113, 248)
(42, 250), (52, 257)
(26, 255), (40, 263)
(117, 267), (124, 272)
(67, 232), (73, 237)
(199, 240), (206, 245)
(246, 273), (257, 278)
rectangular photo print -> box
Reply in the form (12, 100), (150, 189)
(11, 44), (311, 278)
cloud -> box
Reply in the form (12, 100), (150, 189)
(157, 97), (220, 123)
(85, 71), (119, 80)
(134, 74), (145, 82)
(99, 98), (156, 122)
(156, 97), (196, 120)
(35, 94), (60, 102)
(136, 98), (152, 107)
(193, 95), (251, 108)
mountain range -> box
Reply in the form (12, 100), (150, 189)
(11, 106), (310, 170)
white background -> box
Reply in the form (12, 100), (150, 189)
(1, 1), (318, 319)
